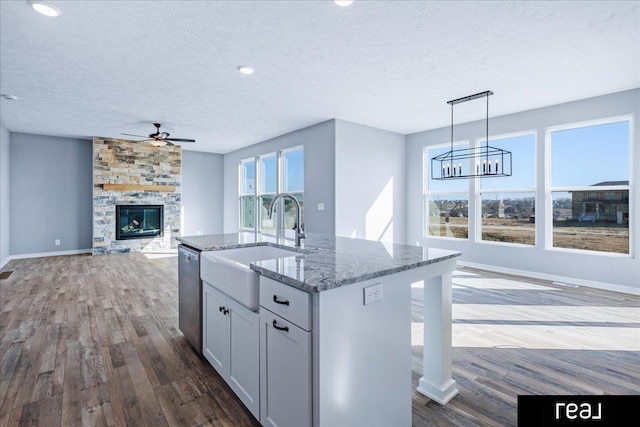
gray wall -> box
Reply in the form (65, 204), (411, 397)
(0, 123), (9, 267)
(182, 150), (224, 236)
(406, 89), (640, 292)
(335, 120), (406, 244)
(223, 120), (336, 234)
(10, 133), (93, 255)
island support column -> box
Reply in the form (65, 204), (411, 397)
(415, 259), (458, 405)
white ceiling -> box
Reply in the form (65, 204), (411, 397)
(1, 1), (638, 153)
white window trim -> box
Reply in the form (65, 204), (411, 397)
(474, 131), (537, 247)
(544, 114), (634, 257)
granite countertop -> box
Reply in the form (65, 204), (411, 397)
(176, 232), (460, 292)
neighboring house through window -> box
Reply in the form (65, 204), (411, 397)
(548, 118), (631, 254)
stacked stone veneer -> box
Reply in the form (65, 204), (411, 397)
(93, 137), (181, 255)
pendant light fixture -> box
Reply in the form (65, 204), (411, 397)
(431, 90), (512, 180)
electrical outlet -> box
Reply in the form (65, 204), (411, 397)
(317, 203), (325, 211)
(363, 283), (382, 305)
(55, 239), (61, 246)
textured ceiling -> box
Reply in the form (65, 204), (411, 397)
(1, 1), (638, 153)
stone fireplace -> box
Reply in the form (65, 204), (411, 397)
(92, 137), (181, 255)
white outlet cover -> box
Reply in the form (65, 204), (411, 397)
(363, 283), (383, 305)
(317, 203), (325, 211)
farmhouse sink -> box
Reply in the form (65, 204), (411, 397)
(201, 246), (304, 311)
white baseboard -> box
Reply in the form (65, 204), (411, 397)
(457, 260), (640, 296)
(7, 249), (92, 261)
(0, 257), (9, 270)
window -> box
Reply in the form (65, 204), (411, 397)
(259, 153), (277, 232)
(479, 133), (536, 245)
(240, 159), (255, 230)
(239, 147), (304, 233)
(424, 143), (469, 239)
(549, 119), (630, 254)
(282, 148), (304, 229)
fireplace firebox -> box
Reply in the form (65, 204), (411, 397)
(115, 205), (164, 240)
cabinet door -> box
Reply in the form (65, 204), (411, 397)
(260, 310), (312, 427)
(203, 283), (228, 375)
(227, 299), (260, 419)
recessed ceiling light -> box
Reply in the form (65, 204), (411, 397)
(28, 1), (61, 17)
(1, 94), (18, 101)
(334, 0), (354, 6)
(237, 65), (255, 75)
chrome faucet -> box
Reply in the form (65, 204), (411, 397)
(268, 193), (306, 246)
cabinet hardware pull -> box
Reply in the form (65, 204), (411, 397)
(273, 295), (290, 305)
(224, 308), (229, 315)
(272, 320), (289, 332)
(219, 306), (224, 312)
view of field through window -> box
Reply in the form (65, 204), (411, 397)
(427, 195), (469, 238)
(481, 193), (535, 245)
(480, 134), (536, 245)
(425, 120), (630, 254)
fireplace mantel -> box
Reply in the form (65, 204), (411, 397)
(102, 184), (176, 192)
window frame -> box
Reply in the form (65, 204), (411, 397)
(423, 140), (471, 240)
(238, 158), (256, 231)
(544, 115), (633, 257)
(258, 152), (278, 235)
(239, 146), (304, 234)
(475, 130), (538, 247)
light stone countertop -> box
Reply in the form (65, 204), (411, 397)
(176, 232), (461, 292)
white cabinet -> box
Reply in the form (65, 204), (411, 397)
(260, 278), (312, 427)
(203, 283), (227, 372)
(203, 282), (260, 419)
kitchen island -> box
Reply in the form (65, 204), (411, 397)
(177, 232), (461, 427)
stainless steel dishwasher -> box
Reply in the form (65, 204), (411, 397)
(178, 244), (202, 353)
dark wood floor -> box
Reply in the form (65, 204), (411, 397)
(1, 253), (638, 426)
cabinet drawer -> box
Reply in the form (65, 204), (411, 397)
(260, 276), (311, 331)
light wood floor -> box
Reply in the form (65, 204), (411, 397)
(1, 253), (638, 426)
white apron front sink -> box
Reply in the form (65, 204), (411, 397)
(201, 246), (303, 311)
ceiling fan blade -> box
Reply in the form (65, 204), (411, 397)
(121, 133), (148, 138)
(165, 138), (196, 142)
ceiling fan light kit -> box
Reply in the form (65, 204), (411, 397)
(150, 140), (168, 148)
(431, 90), (512, 180)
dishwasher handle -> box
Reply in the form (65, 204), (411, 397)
(179, 246), (200, 262)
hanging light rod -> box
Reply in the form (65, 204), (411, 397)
(431, 90), (512, 180)
(447, 90), (494, 105)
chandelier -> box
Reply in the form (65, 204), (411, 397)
(431, 90), (512, 180)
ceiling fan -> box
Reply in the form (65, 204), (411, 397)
(121, 123), (196, 147)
